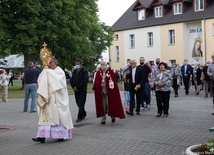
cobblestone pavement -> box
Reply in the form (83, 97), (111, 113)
(0, 87), (214, 155)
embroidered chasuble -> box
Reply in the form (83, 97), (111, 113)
(37, 67), (73, 130)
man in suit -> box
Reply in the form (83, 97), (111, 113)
(126, 59), (141, 116)
(181, 59), (193, 95)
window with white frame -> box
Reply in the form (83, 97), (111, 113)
(169, 30), (175, 45)
(155, 6), (162, 18)
(129, 34), (135, 48)
(147, 32), (153, 46)
(195, 0), (204, 11)
(115, 46), (119, 62)
(138, 9), (145, 20)
(114, 34), (119, 41)
(174, 3), (182, 15)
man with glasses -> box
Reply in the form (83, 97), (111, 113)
(126, 60), (141, 116)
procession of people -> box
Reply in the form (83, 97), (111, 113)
(1, 48), (214, 144)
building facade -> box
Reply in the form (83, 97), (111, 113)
(109, 0), (214, 70)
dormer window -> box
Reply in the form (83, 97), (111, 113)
(155, 6), (163, 18)
(174, 3), (182, 15)
(138, 9), (145, 20)
(195, 0), (204, 12)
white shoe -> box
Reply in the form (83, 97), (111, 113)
(140, 107), (145, 110)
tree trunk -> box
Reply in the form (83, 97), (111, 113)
(24, 53), (36, 68)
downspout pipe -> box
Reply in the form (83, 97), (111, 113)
(204, 18), (207, 63)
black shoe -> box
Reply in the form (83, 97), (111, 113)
(100, 121), (105, 125)
(56, 139), (64, 142)
(76, 118), (83, 123)
(136, 112), (140, 115)
(111, 118), (115, 123)
(82, 112), (87, 120)
(126, 111), (133, 116)
(32, 138), (45, 143)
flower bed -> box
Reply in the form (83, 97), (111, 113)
(185, 140), (214, 155)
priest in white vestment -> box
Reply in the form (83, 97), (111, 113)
(32, 58), (73, 143)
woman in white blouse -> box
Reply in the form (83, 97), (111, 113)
(0, 69), (11, 102)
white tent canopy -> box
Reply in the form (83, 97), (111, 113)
(0, 54), (24, 69)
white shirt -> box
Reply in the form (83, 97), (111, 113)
(159, 73), (163, 82)
(184, 64), (187, 74)
(132, 67), (136, 83)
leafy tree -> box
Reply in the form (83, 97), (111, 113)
(0, 0), (113, 69)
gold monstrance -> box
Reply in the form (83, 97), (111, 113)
(40, 42), (52, 69)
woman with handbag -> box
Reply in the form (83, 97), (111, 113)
(0, 69), (11, 102)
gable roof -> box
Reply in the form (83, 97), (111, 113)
(0, 54), (24, 69)
(132, 0), (152, 11)
(150, 0), (169, 6)
(112, 0), (214, 31)
(139, 0), (152, 8)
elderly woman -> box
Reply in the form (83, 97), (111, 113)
(171, 63), (181, 97)
(154, 62), (172, 117)
(0, 69), (11, 102)
(192, 62), (201, 95)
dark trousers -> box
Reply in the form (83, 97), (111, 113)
(183, 77), (190, 94)
(172, 79), (178, 95)
(8, 78), (13, 86)
(142, 82), (151, 106)
(75, 91), (87, 119)
(212, 80), (214, 107)
(129, 83), (142, 113)
(156, 91), (170, 115)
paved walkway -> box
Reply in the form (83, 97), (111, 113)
(0, 87), (214, 155)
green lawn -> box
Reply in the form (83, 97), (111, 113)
(1, 82), (123, 98)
